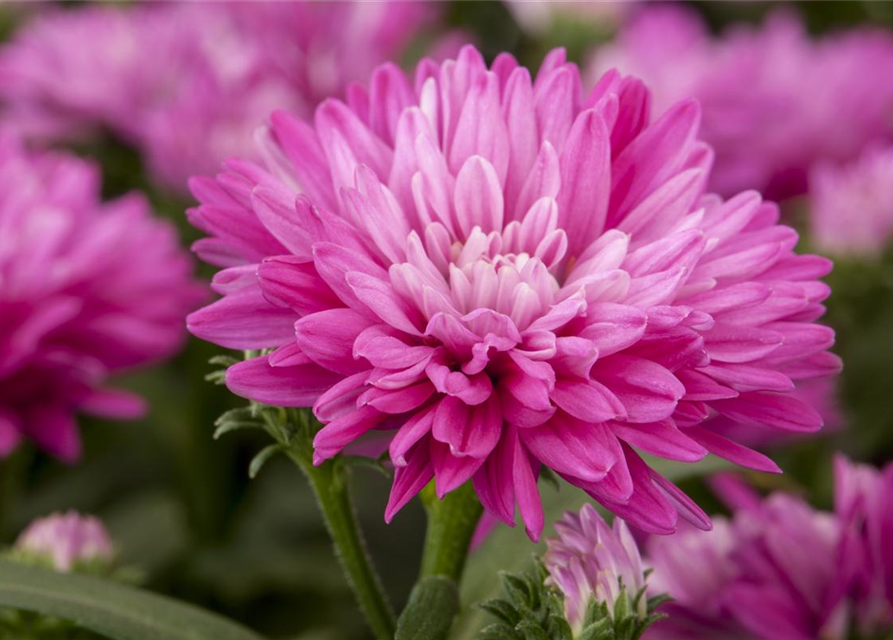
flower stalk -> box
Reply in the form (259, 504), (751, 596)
(419, 482), (483, 581)
(282, 410), (396, 640)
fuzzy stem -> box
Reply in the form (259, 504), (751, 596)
(419, 482), (484, 580)
(285, 415), (395, 640)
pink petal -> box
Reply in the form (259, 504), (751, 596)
(313, 405), (386, 465)
(187, 288), (297, 350)
(591, 355), (684, 423)
(385, 439), (434, 522)
(711, 392), (823, 432)
(294, 308), (372, 375)
(227, 355), (342, 408)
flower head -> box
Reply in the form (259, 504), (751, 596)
(14, 511), (114, 572)
(188, 45), (839, 540)
(590, 6), (893, 200)
(545, 504), (646, 630)
(0, 1), (440, 191)
(646, 457), (893, 640)
(811, 146), (893, 257)
(0, 136), (202, 461)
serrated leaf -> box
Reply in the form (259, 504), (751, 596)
(478, 599), (522, 626)
(478, 623), (520, 640)
(515, 620), (550, 640)
(248, 444), (283, 479)
(0, 559), (262, 640)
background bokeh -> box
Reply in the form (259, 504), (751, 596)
(0, 2), (891, 639)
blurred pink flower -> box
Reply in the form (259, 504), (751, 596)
(15, 511), (114, 572)
(0, 136), (203, 461)
(545, 504), (646, 630)
(507, 1), (632, 35)
(0, 1), (443, 192)
(590, 6), (893, 200)
(645, 456), (893, 640)
(187, 45), (839, 540)
(811, 146), (893, 257)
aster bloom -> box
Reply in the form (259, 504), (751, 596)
(590, 6), (893, 200)
(810, 146), (893, 257)
(0, 136), (203, 461)
(14, 511), (114, 572)
(544, 504), (647, 631)
(188, 45), (839, 540)
(645, 457), (893, 640)
(0, 1), (440, 192)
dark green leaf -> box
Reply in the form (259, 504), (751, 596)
(0, 559), (263, 640)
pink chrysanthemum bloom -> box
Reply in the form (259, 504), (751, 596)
(15, 511), (114, 572)
(545, 504), (646, 631)
(645, 457), (893, 640)
(810, 146), (893, 257)
(187, 46), (839, 540)
(0, 136), (203, 461)
(0, 2), (440, 192)
(590, 6), (893, 200)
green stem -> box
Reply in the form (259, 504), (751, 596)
(419, 482), (484, 581)
(284, 415), (395, 640)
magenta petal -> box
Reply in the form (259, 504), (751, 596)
(258, 255), (341, 316)
(513, 437), (544, 541)
(591, 355), (684, 423)
(295, 308), (372, 375)
(385, 440), (434, 522)
(684, 425), (782, 473)
(520, 414), (618, 483)
(551, 379), (625, 423)
(431, 438), (486, 498)
(227, 355), (342, 408)
(610, 419), (708, 462)
(712, 391), (823, 432)
(25, 405), (81, 464)
(313, 405), (386, 464)
(390, 404), (436, 466)
(187, 288), (296, 350)
(431, 395), (502, 459)
(346, 271), (423, 336)
(80, 388), (147, 420)
(473, 423), (517, 526)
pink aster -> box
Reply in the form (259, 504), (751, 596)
(187, 46), (839, 540)
(590, 6), (893, 200)
(0, 136), (203, 461)
(544, 504), (647, 631)
(15, 511), (114, 573)
(810, 146), (893, 257)
(0, 1), (441, 192)
(645, 457), (893, 640)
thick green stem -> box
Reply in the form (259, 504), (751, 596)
(419, 483), (484, 581)
(285, 428), (395, 640)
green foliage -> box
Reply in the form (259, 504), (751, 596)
(0, 559), (263, 640)
(477, 564), (666, 640)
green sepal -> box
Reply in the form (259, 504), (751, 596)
(248, 443), (284, 479)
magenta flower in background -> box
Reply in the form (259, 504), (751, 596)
(187, 45), (839, 540)
(0, 136), (203, 462)
(810, 146), (893, 257)
(590, 5), (893, 200)
(14, 511), (114, 572)
(0, 1), (442, 193)
(645, 457), (893, 640)
(544, 504), (647, 631)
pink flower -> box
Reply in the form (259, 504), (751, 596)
(645, 457), (893, 640)
(0, 2), (441, 192)
(0, 136), (203, 461)
(810, 146), (893, 257)
(187, 45), (839, 540)
(590, 6), (893, 200)
(545, 504), (646, 631)
(15, 511), (114, 572)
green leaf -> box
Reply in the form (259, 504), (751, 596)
(0, 559), (264, 640)
(248, 444), (284, 479)
(395, 576), (459, 640)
